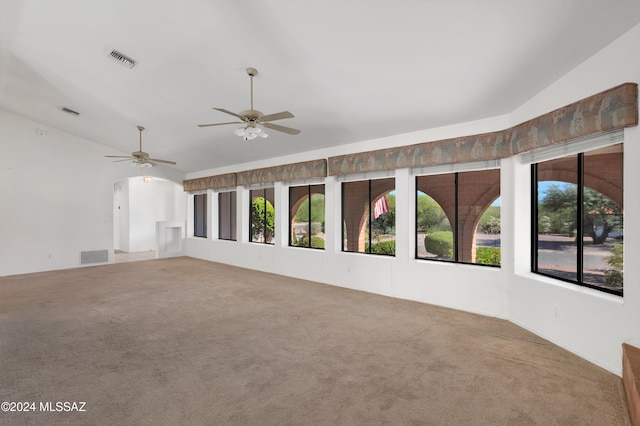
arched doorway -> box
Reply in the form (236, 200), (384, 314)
(113, 176), (185, 262)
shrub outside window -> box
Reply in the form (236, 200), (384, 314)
(532, 144), (623, 296)
(289, 185), (325, 249)
(342, 178), (395, 256)
(250, 188), (275, 245)
(416, 169), (501, 266)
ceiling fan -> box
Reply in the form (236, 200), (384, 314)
(198, 67), (300, 140)
(105, 125), (176, 168)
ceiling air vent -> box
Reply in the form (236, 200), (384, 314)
(108, 49), (135, 69)
(61, 107), (79, 116)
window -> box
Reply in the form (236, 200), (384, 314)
(218, 191), (237, 241)
(532, 144), (623, 296)
(289, 185), (325, 249)
(194, 193), (207, 238)
(250, 188), (275, 244)
(416, 169), (500, 266)
(342, 178), (395, 256)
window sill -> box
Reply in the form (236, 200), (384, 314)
(515, 270), (623, 302)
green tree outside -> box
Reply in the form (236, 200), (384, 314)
(294, 194), (325, 224)
(371, 193), (395, 235)
(251, 197), (274, 243)
(478, 205), (501, 234)
(416, 193), (450, 232)
(538, 183), (622, 244)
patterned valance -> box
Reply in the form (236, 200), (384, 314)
(328, 82), (638, 175)
(183, 173), (237, 192)
(236, 159), (327, 186)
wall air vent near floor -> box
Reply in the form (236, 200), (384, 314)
(80, 250), (109, 264)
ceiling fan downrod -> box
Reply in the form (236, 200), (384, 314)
(247, 67), (257, 111)
(137, 125), (144, 151)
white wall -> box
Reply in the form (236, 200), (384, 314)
(113, 178), (130, 252)
(184, 24), (640, 375)
(0, 111), (186, 276)
(1, 23), (637, 376)
(505, 23), (640, 374)
(118, 177), (185, 253)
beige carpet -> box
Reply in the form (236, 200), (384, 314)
(0, 257), (630, 425)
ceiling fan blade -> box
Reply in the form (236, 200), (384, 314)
(261, 111), (294, 122)
(262, 122), (301, 135)
(198, 121), (243, 128)
(150, 158), (177, 165)
(113, 159), (133, 163)
(213, 108), (247, 121)
(105, 155), (133, 159)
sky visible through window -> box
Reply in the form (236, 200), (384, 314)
(415, 179), (565, 206)
(538, 181), (567, 201)
(489, 181), (567, 206)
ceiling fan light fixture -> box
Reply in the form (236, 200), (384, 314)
(198, 67), (299, 136)
(130, 160), (152, 168)
(235, 126), (268, 140)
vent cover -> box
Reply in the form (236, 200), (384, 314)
(108, 49), (136, 69)
(80, 249), (109, 264)
(61, 107), (80, 116)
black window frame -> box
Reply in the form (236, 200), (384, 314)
(289, 184), (325, 250)
(193, 193), (207, 238)
(415, 169), (501, 267)
(218, 191), (237, 241)
(249, 188), (275, 245)
(341, 178), (396, 257)
(531, 148), (623, 297)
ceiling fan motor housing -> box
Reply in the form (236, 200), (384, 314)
(197, 66), (300, 135)
(239, 109), (263, 122)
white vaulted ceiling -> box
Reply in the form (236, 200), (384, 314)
(1, 0), (639, 173)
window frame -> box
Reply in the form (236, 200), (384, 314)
(289, 184), (325, 250)
(249, 187), (275, 245)
(341, 177), (396, 257)
(414, 168), (501, 267)
(193, 193), (207, 238)
(218, 190), (237, 241)
(530, 144), (624, 297)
